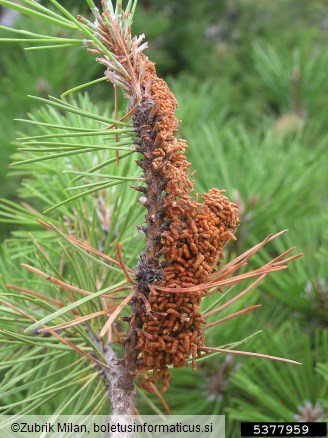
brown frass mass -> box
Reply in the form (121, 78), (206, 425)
(131, 59), (239, 392)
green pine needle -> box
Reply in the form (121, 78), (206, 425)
(0, 25), (63, 39)
(61, 77), (108, 98)
(43, 180), (126, 214)
(24, 43), (82, 51)
(10, 148), (95, 166)
(70, 151), (135, 182)
(0, 0), (78, 30)
(64, 171), (143, 182)
(27, 95), (130, 126)
(0, 38), (81, 44)
(24, 279), (128, 334)
(48, 0), (118, 64)
(15, 119), (107, 132)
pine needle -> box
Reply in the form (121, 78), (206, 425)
(5, 284), (64, 307)
(24, 279), (128, 333)
(39, 306), (117, 332)
(201, 346), (302, 365)
(61, 77), (107, 98)
(100, 291), (134, 337)
(152, 231), (302, 294)
(202, 274), (267, 318)
(38, 221), (123, 269)
(21, 264), (95, 296)
(116, 243), (135, 284)
(148, 383), (172, 414)
(0, 300), (109, 369)
(204, 305), (262, 330)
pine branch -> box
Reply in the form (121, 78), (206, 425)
(0, 0), (304, 418)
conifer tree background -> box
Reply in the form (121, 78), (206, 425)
(0, 0), (327, 433)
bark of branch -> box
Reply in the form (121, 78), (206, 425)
(123, 99), (166, 375)
(88, 332), (136, 437)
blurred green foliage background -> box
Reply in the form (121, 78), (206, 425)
(0, 0), (327, 432)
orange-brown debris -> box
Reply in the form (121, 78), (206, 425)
(91, 9), (239, 392)
(133, 58), (239, 392)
